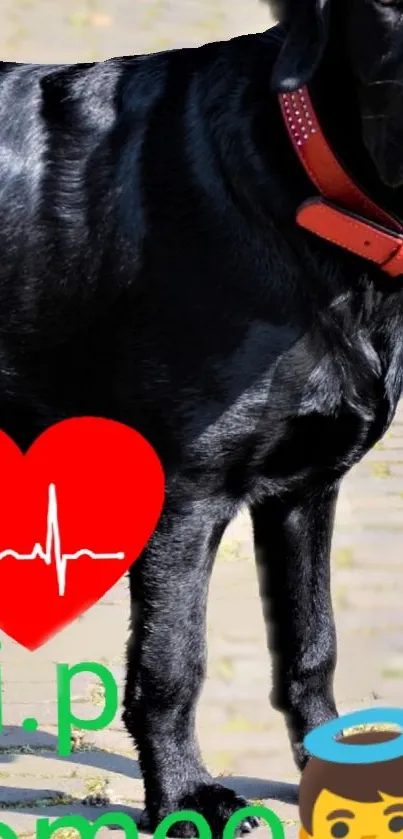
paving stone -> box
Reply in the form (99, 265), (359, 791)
(356, 449), (403, 462)
(0, 727), (58, 752)
(349, 500), (403, 515)
(281, 828), (299, 839)
(80, 729), (134, 754)
(390, 464), (403, 476)
(0, 777), (84, 805)
(0, 754), (115, 780)
(229, 755), (298, 781)
(337, 697), (403, 715)
(345, 513), (403, 529)
(0, 669), (92, 700)
(348, 549), (403, 567)
(37, 606), (129, 664)
(375, 680), (403, 700)
(334, 568), (403, 587)
(202, 682), (273, 701)
(333, 529), (403, 545)
(199, 730), (289, 753)
(337, 609), (403, 631)
(384, 426), (403, 438)
(339, 589), (403, 610)
(102, 774), (147, 803)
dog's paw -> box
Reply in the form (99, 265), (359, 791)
(289, 702), (339, 772)
(139, 809), (152, 831)
(147, 783), (260, 838)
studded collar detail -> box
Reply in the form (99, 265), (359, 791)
(278, 85), (403, 277)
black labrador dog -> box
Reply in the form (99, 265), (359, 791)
(1, 0), (402, 834)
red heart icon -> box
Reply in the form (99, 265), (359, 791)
(0, 417), (165, 650)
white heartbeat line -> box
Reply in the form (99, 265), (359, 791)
(0, 483), (125, 597)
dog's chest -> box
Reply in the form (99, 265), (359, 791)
(184, 318), (398, 500)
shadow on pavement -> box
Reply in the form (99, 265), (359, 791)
(0, 726), (298, 829)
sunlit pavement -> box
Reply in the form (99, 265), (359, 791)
(1, 3), (403, 836)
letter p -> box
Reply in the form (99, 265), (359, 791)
(57, 662), (118, 756)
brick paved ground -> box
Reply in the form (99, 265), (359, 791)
(1, 2), (403, 837)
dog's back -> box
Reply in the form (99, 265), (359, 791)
(0, 34), (299, 455)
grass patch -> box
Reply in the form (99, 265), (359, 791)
(141, 0), (166, 26)
(0, 746), (56, 755)
(84, 776), (108, 795)
(370, 461), (391, 478)
(194, 10), (225, 32)
(48, 832), (80, 839)
(88, 683), (106, 706)
(210, 657), (235, 682)
(208, 752), (233, 774)
(220, 713), (264, 734)
(382, 667), (403, 679)
(333, 547), (354, 568)
(67, 11), (91, 29)
(217, 540), (247, 563)
(333, 585), (349, 610)
(82, 775), (110, 806)
(0, 794), (73, 810)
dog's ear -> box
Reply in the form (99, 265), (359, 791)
(269, 0), (331, 92)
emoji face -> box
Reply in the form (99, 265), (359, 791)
(301, 790), (403, 837)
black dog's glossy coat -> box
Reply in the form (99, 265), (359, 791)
(2, 0), (403, 833)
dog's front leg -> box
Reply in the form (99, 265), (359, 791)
(123, 501), (260, 838)
(250, 483), (339, 770)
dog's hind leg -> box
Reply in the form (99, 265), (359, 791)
(249, 483), (339, 770)
(123, 500), (260, 838)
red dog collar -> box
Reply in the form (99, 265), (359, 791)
(279, 86), (403, 277)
